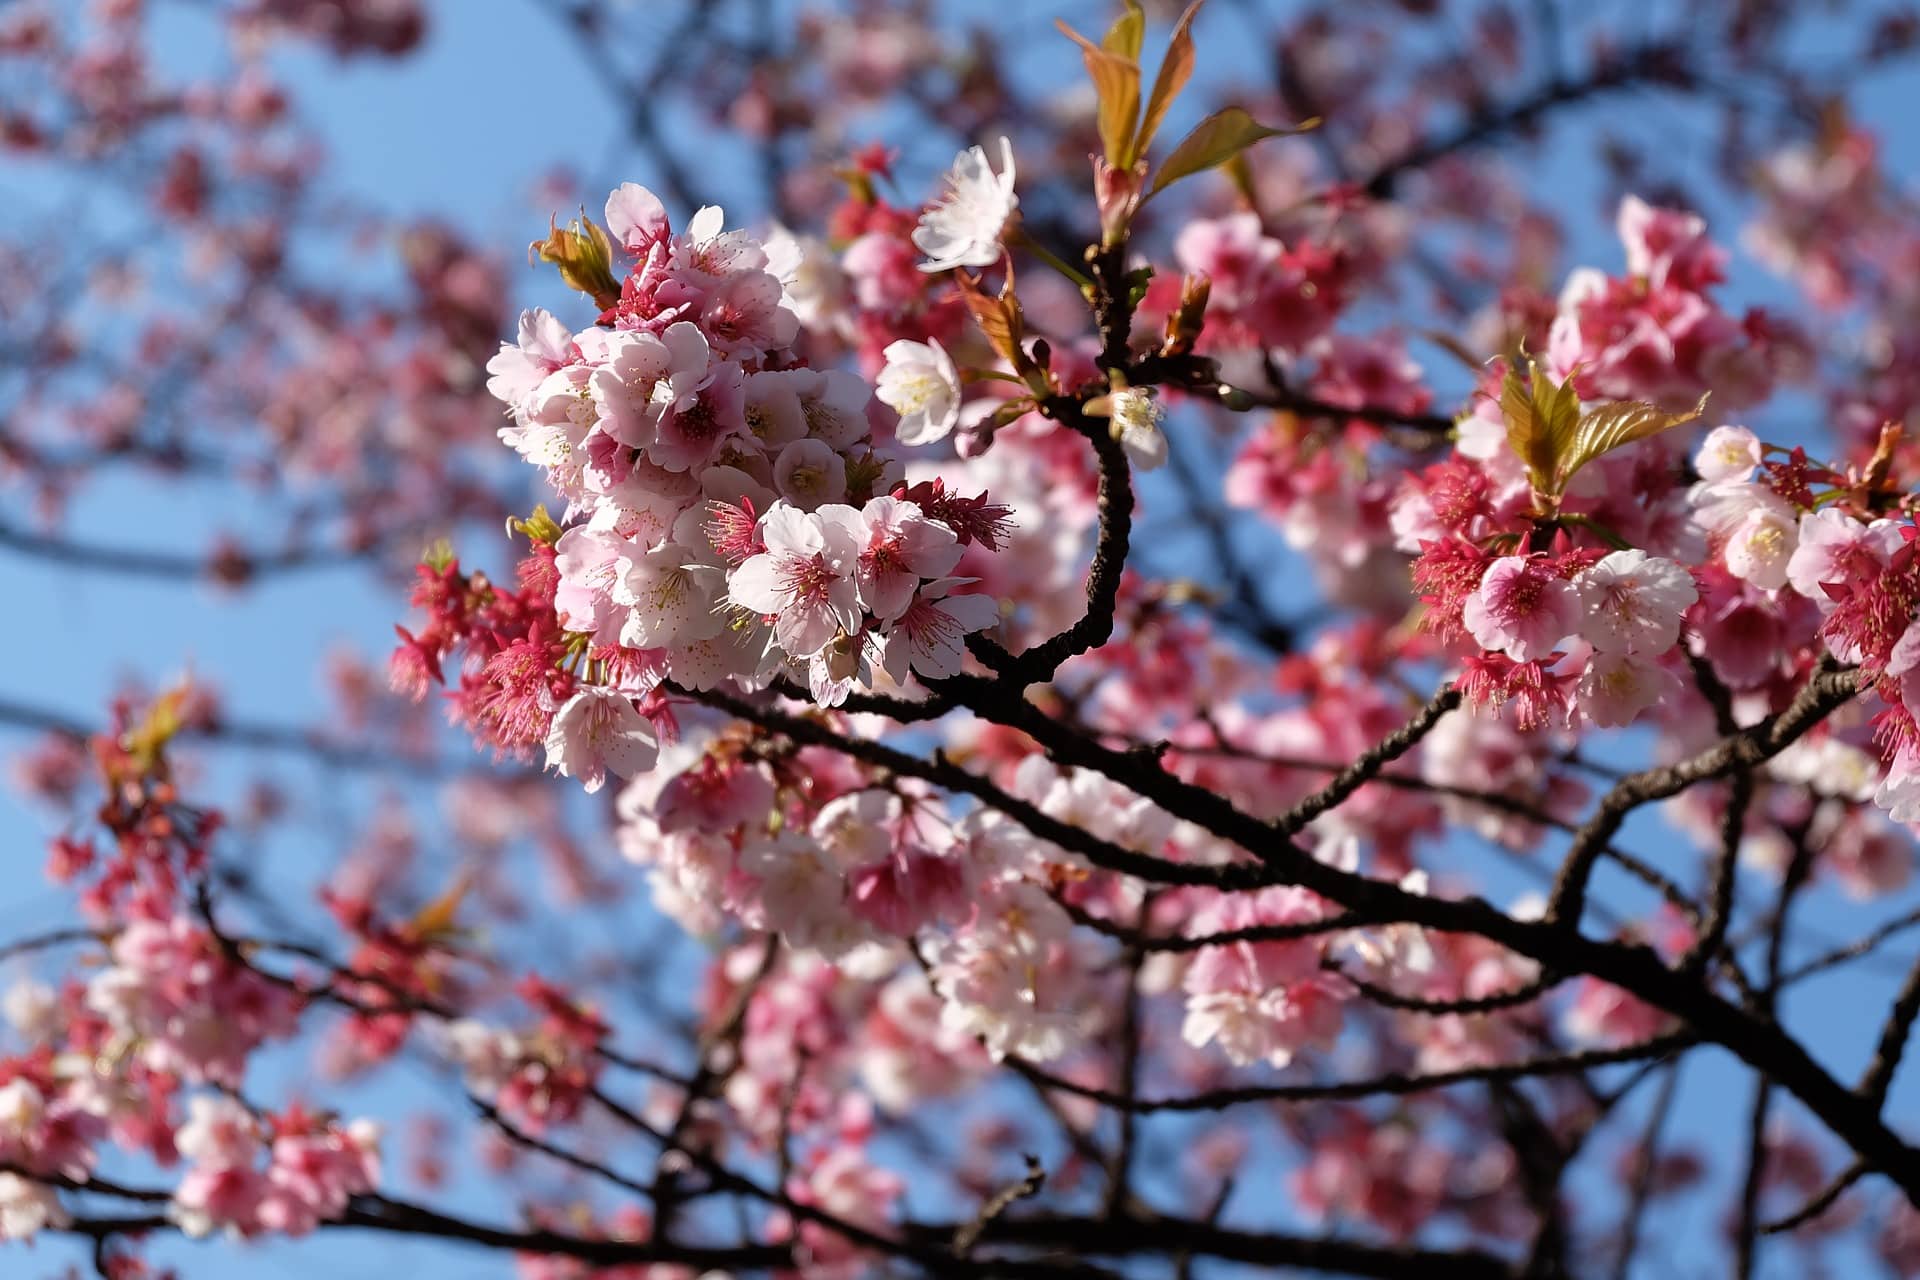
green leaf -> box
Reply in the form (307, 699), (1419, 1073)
(1560, 393), (1710, 489)
(988, 398), (1038, 429)
(125, 684), (190, 772)
(1137, 1), (1202, 158)
(1497, 358), (1579, 496)
(1146, 106), (1317, 198)
(1057, 19), (1141, 169)
(1102, 0), (1146, 60)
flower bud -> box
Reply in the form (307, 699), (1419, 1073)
(1162, 272), (1211, 357)
(1092, 155), (1146, 249)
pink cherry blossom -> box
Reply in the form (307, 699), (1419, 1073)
(1461, 556), (1579, 660)
(588, 322), (707, 448)
(485, 307), (575, 420)
(1572, 549), (1698, 654)
(853, 496), (962, 621)
(605, 181), (671, 254)
(1576, 651), (1680, 727)
(648, 358), (747, 473)
(543, 688), (659, 793)
(1618, 194), (1727, 291)
(875, 578), (999, 681)
(1695, 424), (1763, 483)
(772, 438), (849, 509)
(1786, 508), (1903, 605)
(728, 503), (866, 657)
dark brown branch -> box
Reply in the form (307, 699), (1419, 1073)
(1239, 384), (1457, 436)
(0, 928), (100, 963)
(12, 1164), (790, 1272)
(1130, 350), (1457, 436)
(1684, 767), (1754, 973)
(918, 1211), (1518, 1279)
(1102, 895), (1151, 1218)
(714, 660), (1920, 1198)
(534, 0), (704, 214)
(0, 517), (370, 581)
(1158, 733), (1700, 918)
(1859, 950), (1920, 1108)
(1338, 967), (1560, 1016)
(1159, 426), (1296, 653)
(1005, 1033), (1695, 1113)
(1273, 688), (1462, 835)
(953, 1155), (1046, 1257)
(0, 695), (477, 781)
(1760, 1160), (1867, 1235)
(341, 1193), (791, 1272)
(650, 933), (777, 1240)
(1781, 908), (1920, 986)
(672, 682), (1273, 892)
(978, 405), (1134, 686)
(1733, 1077), (1774, 1280)
(1546, 665), (1861, 929)
(1611, 1061), (1685, 1280)
(472, 1095), (656, 1200)
(1357, 42), (1689, 200)
(1056, 896), (1364, 952)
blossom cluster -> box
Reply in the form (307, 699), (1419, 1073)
(1682, 428), (1920, 821)
(170, 1096), (380, 1239)
(1550, 197), (1799, 409)
(426, 178), (1018, 793)
(0, 933), (379, 1249)
(85, 914), (302, 1087)
(439, 976), (608, 1133)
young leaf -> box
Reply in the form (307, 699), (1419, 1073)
(1498, 358), (1579, 496)
(1221, 150), (1258, 207)
(1146, 106), (1317, 198)
(953, 270), (1027, 374)
(1103, 0), (1146, 60)
(124, 684), (190, 773)
(410, 871), (474, 940)
(1137, 1), (1203, 159)
(1057, 19), (1141, 168)
(1559, 393), (1710, 488)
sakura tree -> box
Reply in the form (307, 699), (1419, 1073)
(10, 1), (1920, 1278)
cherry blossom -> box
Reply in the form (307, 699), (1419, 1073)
(543, 688), (659, 793)
(728, 503), (866, 657)
(912, 137), (1018, 273)
(1096, 386), (1169, 471)
(874, 338), (962, 445)
(1696, 424), (1763, 483)
(1461, 556), (1579, 660)
(875, 578), (1000, 682)
(1572, 550), (1698, 655)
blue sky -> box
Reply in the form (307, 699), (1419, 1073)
(6, 1), (1920, 1277)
